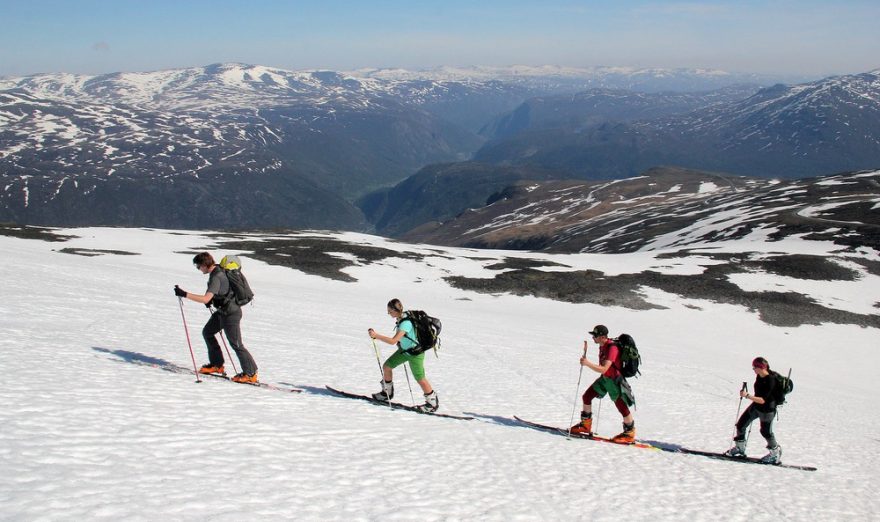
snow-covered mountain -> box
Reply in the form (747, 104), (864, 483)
(1, 63), (514, 228)
(400, 167), (880, 255)
(0, 63), (535, 116)
(347, 64), (796, 92)
(479, 85), (760, 140)
(476, 70), (880, 179)
(671, 70), (880, 164)
(2, 223), (878, 519)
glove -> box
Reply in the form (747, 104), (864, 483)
(174, 285), (187, 298)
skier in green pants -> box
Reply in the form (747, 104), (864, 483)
(368, 298), (438, 413)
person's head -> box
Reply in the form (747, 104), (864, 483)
(387, 298), (404, 319)
(193, 252), (215, 274)
(752, 356), (770, 377)
(588, 324), (609, 343)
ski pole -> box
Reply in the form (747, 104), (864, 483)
(567, 343), (588, 439)
(371, 339), (392, 408)
(209, 306), (239, 375)
(177, 297), (201, 383)
(740, 382), (755, 446)
(218, 332), (239, 375)
(777, 368), (792, 422)
(732, 381), (747, 441)
(403, 365), (416, 407)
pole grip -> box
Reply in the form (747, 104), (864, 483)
(741, 381), (747, 392)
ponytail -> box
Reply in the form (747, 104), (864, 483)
(387, 298), (404, 314)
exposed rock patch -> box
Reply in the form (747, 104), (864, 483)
(219, 236), (426, 282)
(57, 248), (139, 257)
(446, 254), (880, 328)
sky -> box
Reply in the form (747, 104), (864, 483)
(1, 0), (878, 79)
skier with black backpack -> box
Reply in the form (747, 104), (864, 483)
(724, 357), (788, 464)
(367, 298), (439, 413)
(569, 325), (637, 443)
(174, 252), (259, 383)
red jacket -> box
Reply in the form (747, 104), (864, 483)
(599, 340), (621, 379)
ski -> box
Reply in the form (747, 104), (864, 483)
(325, 386), (473, 420)
(513, 416), (658, 449)
(676, 448), (817, 471)
(196, 370), (303, 393)
(130, 359), (302, 393)
(515, 417), (816, 471)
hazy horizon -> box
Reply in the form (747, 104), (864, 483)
(2, 1), (878, 79)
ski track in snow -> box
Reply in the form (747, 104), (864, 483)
(1, 227), (878, 521)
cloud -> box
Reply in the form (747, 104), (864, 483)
(92, 42), (111, 52)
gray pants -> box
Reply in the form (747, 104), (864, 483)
(734, 404), (778, 448)
(203, 310), (258, 376)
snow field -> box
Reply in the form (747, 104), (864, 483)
(1, 228), (878, 520)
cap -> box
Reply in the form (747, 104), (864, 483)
(588, 325), (609, 337)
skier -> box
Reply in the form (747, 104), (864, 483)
(724, 357), (783, 463)
(367, 298), (438, 413)
(570, 325), (636, 443)
(174, 252), (259, 383)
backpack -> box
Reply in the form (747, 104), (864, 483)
(219, 255), (254, 306)
(399, 310), (442, 356)
(771, 370), (794, 405)
(614, 333), (641, 379)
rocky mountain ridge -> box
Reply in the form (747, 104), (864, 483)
(399, 167), (880, 253)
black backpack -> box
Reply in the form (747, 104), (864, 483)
(220, 255), (254, 306)
(614, 333), (641, 378)
(771, 370), (794, 405)
(399, 310), (442, 356)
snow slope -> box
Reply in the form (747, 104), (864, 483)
(1, 227), (878, 520)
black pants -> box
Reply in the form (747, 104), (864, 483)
(203, 310), (258, 375)
(735, 403), (778, 448)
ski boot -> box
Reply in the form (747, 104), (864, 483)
(416, 391), (439, 413)
(569, 412), (593, 435)
(724, 439), (747, 458)
(199, 364), (225, 375)
(611, 422), (636, 444)
(372, 380), (394, 401)
(231, 372), (258, 384)
(760, 445), (782, 464)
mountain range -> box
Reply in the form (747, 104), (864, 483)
(478, 85), (761, 140)
(2, 64), (878, 234)
(0, 64), (499, 229)
(346, 64), (802, 92)
(475, 70), (880, 179)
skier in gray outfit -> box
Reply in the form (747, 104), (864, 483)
(174, 252), (259, 383)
